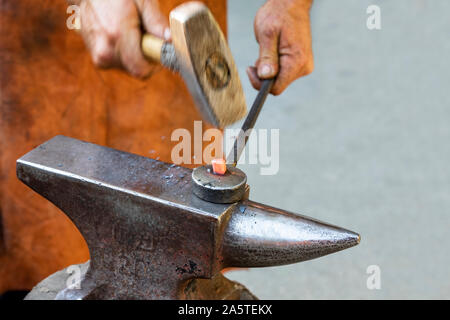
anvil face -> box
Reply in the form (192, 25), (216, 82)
(17, 136), (359, 300)
(17, 136), (233, 299)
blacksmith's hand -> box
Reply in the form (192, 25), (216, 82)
(68, 0), (169, 78)
(247, 0), (314, 95)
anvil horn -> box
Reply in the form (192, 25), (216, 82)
(222, 203), (360, 267)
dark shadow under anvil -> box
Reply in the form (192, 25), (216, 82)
(17, 136), (359, 300)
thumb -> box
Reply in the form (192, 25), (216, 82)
(256, 27), (279, 79)
(135, 0), (170, 40)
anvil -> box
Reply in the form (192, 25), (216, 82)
(17, 136), (359, 300)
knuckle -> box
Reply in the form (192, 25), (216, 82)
(102, 26), (121, 42)
(271, 87), (283, 96)
(134, 69), (151, 79)
(259, 53), (276, 62)
(296, 52), (314, 76)
(92, 47), (114, 67)
(291, 51), (314, 76)
(254, 8), (266, 28)
(295, 52), (308, 68)
(128, 64), (155, 79)
(261, 25), (279, 40)
(250, 82), (260, 91)
(271, 82), (285, 95)
(303, 61), (314, 75)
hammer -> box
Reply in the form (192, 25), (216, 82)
(141, 2), (246, 128)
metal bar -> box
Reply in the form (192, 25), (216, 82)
(227, 78), (275, 166)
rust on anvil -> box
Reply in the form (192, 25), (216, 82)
(17, 136), (360, 300)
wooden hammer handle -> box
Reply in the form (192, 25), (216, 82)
(141, 34), (164, 63)
(141, 34), (178, 70)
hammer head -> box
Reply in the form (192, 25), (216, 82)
(170, 2), (247, 128)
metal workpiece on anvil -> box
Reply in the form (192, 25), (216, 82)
(192, 165), (248, 203)
(192, 78), (275, 204)
(17, 136), (360, 300)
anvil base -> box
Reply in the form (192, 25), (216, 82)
(25, 262), (257, 300)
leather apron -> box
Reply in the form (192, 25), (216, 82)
(0, 0), (227, 292)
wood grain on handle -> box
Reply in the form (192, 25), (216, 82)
(142, 34), (164, 63)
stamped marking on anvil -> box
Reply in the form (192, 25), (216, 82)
(115, 254), (155, 280)
(17, 136), (359, 300)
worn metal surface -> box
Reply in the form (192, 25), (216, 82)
(168, 2), (247, 128)
(25, 262), (257, 300)
(223, 201), (360, 267)
(191, 79), (274, 204)
(160, 42), (179, 71)
(192, 165), (247, 203)
(17, 136), (360, 300)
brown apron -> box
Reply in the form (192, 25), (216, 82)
(0, 0), (227, 293)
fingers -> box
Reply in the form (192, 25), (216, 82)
(270, 30), (314, 95)
(249, 0), (314, 95)
(270, 54), (303, 95)
(119, 26), (155, 78)
(135, 0), (170, 40)
(91, 34), (116, 68)
(249, 41), (314, 95)
(79, 0), (116, 68)
(255, 25), (280, 79)
(246, 66), (262, 90)
(78, 0), (160, 78)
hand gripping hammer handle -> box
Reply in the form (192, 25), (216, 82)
(142, 34), (178, 71)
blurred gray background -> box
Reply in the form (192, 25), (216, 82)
(225, 0), (450, 299)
